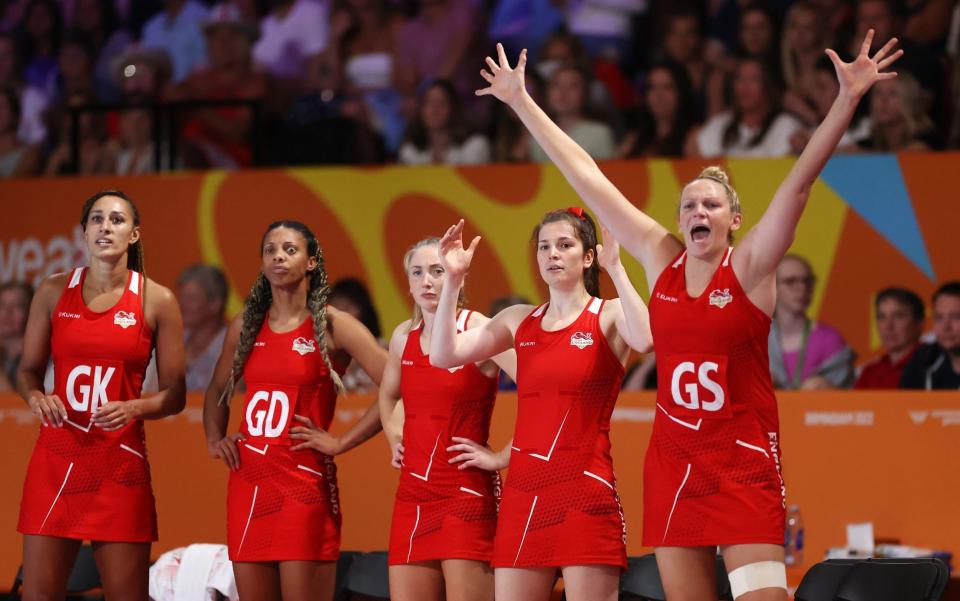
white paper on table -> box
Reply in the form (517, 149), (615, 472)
(846, 522), (875, 553)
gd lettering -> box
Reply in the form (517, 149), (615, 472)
(670, 362), (725, 412)
(66, 365), (115, 412)
(245, 390), (290, 437)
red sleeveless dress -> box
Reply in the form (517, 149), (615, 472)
(227, 317), (345, 561)
(644, 248), (786, 547)
(492, 298), (627, 569)
(389, 310), (500, 565)
(19, 268), (157, 542)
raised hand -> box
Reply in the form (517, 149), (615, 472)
(438, 220), (481, 279)
(596, 224), (622, 273)
(826, 29), (902, 99)
(476, 43), (528, 107)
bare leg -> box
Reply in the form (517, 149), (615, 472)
(21, 534), (81, 601)
(721, 544), (788, 601)
(278, 560), (337, 601)
(494, 567), (556, 601)
(389, 562), (444, 601)
(233, 561), (281, 601)
(91, 541), (151, 601)
(560, 564), (620, 601)
(442, 559), (494, 601)
(655, 546), (717, 601)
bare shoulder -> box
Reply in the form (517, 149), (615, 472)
(493, 303), (536, 329)
(143, 277), (177, 308)
(463, 309), (490, 329)
(32, 272), (71, 313)
(388, 320), (412, 354)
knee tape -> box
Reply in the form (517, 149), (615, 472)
(727, 561), (787, 599)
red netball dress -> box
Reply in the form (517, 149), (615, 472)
(644, 248), (785, 547)
(492, 298), (627, 569)
(389, 310), (500, 565)
(19, 268), (157, 542)
(227, 317), (345, 562)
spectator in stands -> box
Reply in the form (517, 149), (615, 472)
(853, 73), (937, 151)
(43, 88), (111, 174)
(110, 45), (173, 102)
(781, 1), (831, 127)
(687, 56), (803, 157)
(177, 264), (229, 393)
(903, 0), (956, 50)
(53, 33), (96, 104)
(735, 1), (781, 81)
(791, 56), (872, 153)
(855, 287), (924, 388)
(529, 64), (614, 162)
(489, 69), (543, 162)
(900, 282), (960, 390)
(0, 86), (40, 177)
(70, 0), (134, 102)
(329, 277), (384, 393)
(769, 254), (856, 389)
(620, 61), (697, 158)
(0, 31), (49, 145)
(141, 0), (208, 83)
(398, 79), (490, 165)
(0, 281), (32, 392)
(16, 0), (62, 95)
(393, 0), (479, 105)
(658, 7), (726, 119)
(173, 3), (266, 168)
(559, 0), (647, 65)
(253, 0), (329, 88)
(106, 108), (155, 175)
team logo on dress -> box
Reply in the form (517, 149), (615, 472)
(708, 288), (733, 309)
(113, 311), (137, 329)
(570, 332), (594, 349)
(291, 337), (316, 355)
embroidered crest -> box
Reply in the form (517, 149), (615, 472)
(708, 288), (733, 309)
(570, 332), (594, 349)
(113, 311), (137, 329)
(292, 337), (316, 355)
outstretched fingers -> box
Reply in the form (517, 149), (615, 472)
(859, 28), (875, 57)
(877, 49), (904, 71)
(496, 42), (509, 68)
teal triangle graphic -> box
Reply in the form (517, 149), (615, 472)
(820, 155), (935, 280)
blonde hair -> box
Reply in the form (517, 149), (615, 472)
(870, 73), (934, 151)
(403, 237), (464, 331)
(682, 166), (742, 244)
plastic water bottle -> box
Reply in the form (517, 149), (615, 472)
(785, 504), (805, 566)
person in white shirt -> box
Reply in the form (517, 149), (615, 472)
(253, 0), (329, 84)
(398, 79), (490, 165)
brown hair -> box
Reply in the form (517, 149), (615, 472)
(219, 221), (343, 405)
(531, 208), (600, 297)
(402, 237), (464, 331)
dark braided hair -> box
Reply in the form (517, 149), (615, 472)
(531, 208), (601, 297)
(80, 190), (145, 275)
(219, 221), (343, 405)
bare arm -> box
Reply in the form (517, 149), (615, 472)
(203, 315), (244, 469)
(429, 221), (519, 368)
(477, 44), (682, 281)
(377, 323), (408, 447)
(330, 306), (388, 386)
(464, 311), (519, 382)
(735, 31), (903, 294)
(16, 275), (68, 426)
(597, 226), (653, 353)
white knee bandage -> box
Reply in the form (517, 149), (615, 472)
(727, 561), (787, 599)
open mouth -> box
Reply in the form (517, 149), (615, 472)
(690, 225), (711, 242)
(96, 238), (112, 247)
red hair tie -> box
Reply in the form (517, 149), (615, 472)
(566, 207), (585, 220)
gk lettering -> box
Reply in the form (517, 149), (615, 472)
(66, 365), (115, 412)
(246, 391), (290, 437)
(670, 361), (724, 411)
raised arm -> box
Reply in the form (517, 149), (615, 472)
(597, 226), (653, 353)
(93, 281), (186, 431)
(736, 30), (902, 292)
(429, 221), (517, 368)
(477, 44), (682, 279)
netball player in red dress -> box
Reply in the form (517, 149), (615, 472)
(203, 221), (387, 601)
(16, 191), (186, 601)
(477, 31), (902, 601)
(430, 213), (653, 601)
(378, 237), (517, 601)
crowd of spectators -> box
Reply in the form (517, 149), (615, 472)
(0, 0), (958, 176)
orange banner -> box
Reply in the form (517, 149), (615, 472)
(0, 391), (957, 584)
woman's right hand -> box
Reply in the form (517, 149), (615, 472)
(476, 43), (528, 107)
(596, 225), (623, 273)
(439, 220), (481, 279)
(446, 437), (505, 472)
(28, 393), (67, 427)
(391, 441), (405, 469)
(209, 432), (245, 470)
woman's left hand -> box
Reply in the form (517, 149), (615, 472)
(290, 415), (345, 455)
(826, 28), (903, 98)
(92, 400), (140, 431)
